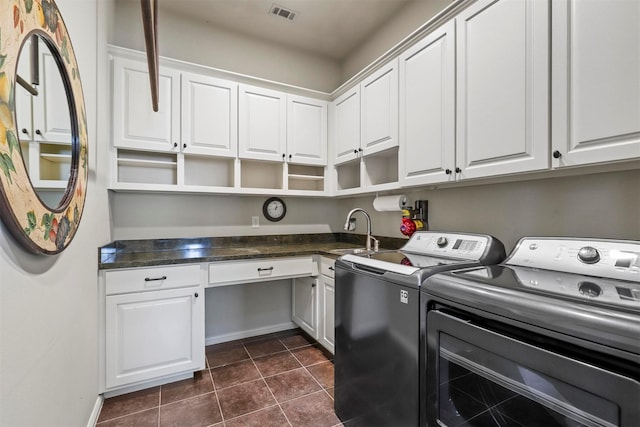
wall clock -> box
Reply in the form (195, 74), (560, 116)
(263, 197), (286, 222)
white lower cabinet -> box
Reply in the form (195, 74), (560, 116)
(102, 264), (205, 392)
(291, 257), (336, 354)
(292, 276), (318, 339)
(317, 258), (335, 354)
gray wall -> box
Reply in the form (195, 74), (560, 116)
(339, 169), (640, 252)
(0, 0), (112, 425)
(112, 169), (640, 254)
(341, 0), (454, 83)
(112, 0), (341, 93)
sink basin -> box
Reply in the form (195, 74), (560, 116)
(329, 247), (371, 256)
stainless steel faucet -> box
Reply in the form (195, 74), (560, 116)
(343, 208), (379, 252)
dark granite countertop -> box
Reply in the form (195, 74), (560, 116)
(99, 233), (407, 270)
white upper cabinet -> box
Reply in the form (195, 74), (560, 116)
(287, 94), (328, 166)
(33, 39), (72, 144)
(551, 0), (640, 167)
(455, 0), (549, 179)
(16, 37), (71, 144)
(238, 84), (287, 162)
(360, 59), (399, 156)
(181, 72), (238, 157)
(112, 56), (180, 152)
(399, 20), (455, 187)
(332, 86), (361, 165)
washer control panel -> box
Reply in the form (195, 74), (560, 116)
(402, 231), (491, 261)
(507, 237), (640, 282)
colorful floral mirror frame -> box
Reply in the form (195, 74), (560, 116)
(0, 0), (88, 255)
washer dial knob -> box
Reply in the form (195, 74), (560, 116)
(578, 246), (601, 264)
(578, 281), (602, 297)
(436, 237), (448, 248)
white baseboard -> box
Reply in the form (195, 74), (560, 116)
(86, 395), (103, 427)
(102, 371), (193, 398)
(205, 321), (297, 346)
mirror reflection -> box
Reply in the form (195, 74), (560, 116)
(15, 34), (73, 209)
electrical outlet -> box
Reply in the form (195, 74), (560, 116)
(251, 216), (259, 228)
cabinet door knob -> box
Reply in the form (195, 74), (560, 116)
(194, 292), (199, 298)
(21, 128), (28, 134)
(358, 148), (363, 152)
(328, 266), (335, 271)
(183, 143), (187, 149)
(445, 169), (452, 175)
(288, 154), (292, 159)
(35, 129), (42, 135)
(311, 283), (316, 288)
(552, 150), (562, 159)
(282, 153), (286, 159)
(353, 149), (358, 154)
(173, 142), (178, 148)
(455, 167), (462, 173)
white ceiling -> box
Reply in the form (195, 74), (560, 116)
(158, 0), (413, 60)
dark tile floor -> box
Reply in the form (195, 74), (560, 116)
(97, 329), (342, 427)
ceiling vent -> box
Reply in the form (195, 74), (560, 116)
(269, 4), (297, 21)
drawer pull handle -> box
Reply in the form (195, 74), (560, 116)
(144, 276), (167, 282)
(257, 267), (274, 272)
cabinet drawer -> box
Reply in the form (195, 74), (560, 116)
(105, 264), (202, 295)
(320, 257), (335, 278)
(209, 257), (315, 286)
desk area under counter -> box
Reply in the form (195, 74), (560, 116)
(97, 233), (405, 395)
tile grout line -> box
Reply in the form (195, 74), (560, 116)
(245, 338), (294, 427)
(207, 352), (227, 426)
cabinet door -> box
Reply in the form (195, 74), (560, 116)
(238, 84), (286, 161)
(332, 87), (360, 165)
(112, 56), (180, 152)
(105, 286), (204, 389)
(32, 37), (72, 144)
(181, 72), (238, 157)
(318, 275), (335, 354)
(361, 59), (398, 156)
(456, 0), (549, 179)
(292, 277), (317, 339)
(15, 38), (33, 143)
(552, 0), (640, 167)
(399, 20), (455, 187)
(287, 94), (328, 166)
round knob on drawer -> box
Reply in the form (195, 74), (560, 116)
(194, 292), (199, 298)
(455, 167), (461, 173)
(445, 169), (452, 175)
(578, 246), (600, 264)
(21, 128), (28, 134)
(553, 150), (562, 159)
(436, 237), (448, 248)
(35, 129), (42, 135)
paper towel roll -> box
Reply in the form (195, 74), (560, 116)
(373, 195), (407, 212)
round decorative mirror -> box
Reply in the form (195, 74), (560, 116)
(0, 0), (88, 255)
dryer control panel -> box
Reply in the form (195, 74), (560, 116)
(506, 237), (640, 282)
(402, 231), (499, 262)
